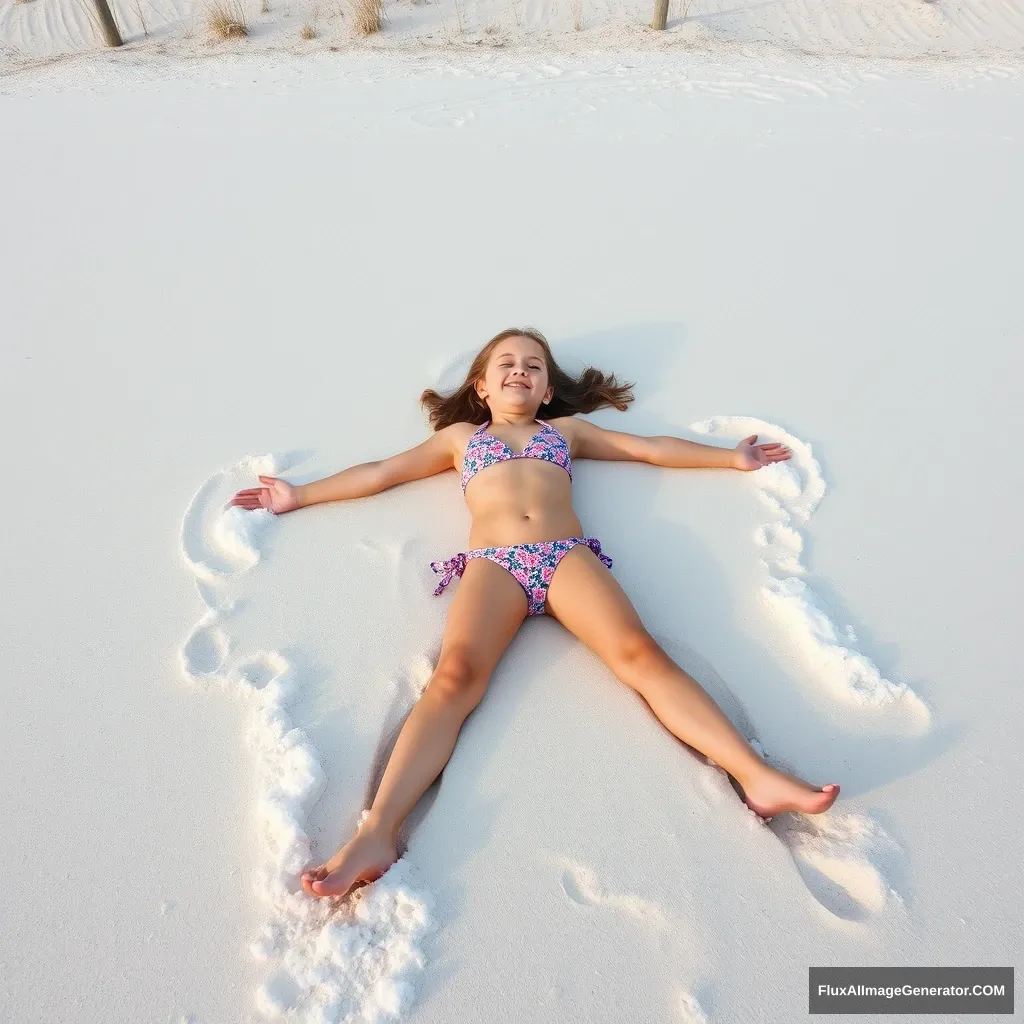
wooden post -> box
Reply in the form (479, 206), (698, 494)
(92, 0), (124, 46)
(651, 0), (669, 28)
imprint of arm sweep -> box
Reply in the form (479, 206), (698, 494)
(228, 426), (461, 514)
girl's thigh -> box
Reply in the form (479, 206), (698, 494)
(543, 545), (652, 666)
(436, 556), (529, 679)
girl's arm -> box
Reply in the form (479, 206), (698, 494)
(230, 425), (463, 514)
(562, 418), (790, 471)
(299, 425), (461, 505)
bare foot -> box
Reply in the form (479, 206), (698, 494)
(734, 766), (840, 819)
(301, 823), (399, 899)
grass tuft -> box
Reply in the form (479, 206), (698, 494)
(348, 0), (385, 34)
(207, 0), (248, 38)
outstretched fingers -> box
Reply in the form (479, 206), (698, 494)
(229, 488), (268, 509)
(228, 476), (281, 508)
(757, 443), (791, 463)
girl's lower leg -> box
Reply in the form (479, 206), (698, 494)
(629, 651), (839, 816)
(363, 684), (478, 837)
(301, 679), (481, 896)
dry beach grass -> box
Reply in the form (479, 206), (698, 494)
(349, 0), (385, 35)
(206, 0), (248, 37)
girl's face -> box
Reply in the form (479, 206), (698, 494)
(476, 336), (553, 414)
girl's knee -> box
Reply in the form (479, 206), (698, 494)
(613, 629), (665, 679)
(428, 648), (490, 706)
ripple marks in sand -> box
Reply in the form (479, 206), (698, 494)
(395, 64), (851, 132)
(179, 457), (436, 1023)
(691, 417), (930, 727)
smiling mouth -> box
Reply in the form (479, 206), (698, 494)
(505, 383), (530, 388)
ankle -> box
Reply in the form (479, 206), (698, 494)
(730, 756), (772, 791)
(359, 808), (401, 844)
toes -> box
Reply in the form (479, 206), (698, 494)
(301, 866), (328, 896)
(311, 873), (354, 898)
(302, 859), (357, 899)
(809, 786), (839, 813)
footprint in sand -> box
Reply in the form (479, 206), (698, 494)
(696, 754), (901, 922)
(557, 859), (672, 930)
(768, 811), (901, 922)
(557, 860), (710, 1022)
(180, 610), (231, 686)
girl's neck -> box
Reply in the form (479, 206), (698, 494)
(487, 413), (540, 428)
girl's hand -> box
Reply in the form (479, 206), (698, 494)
(229, 475), (302, 515)
(733, 434), (792, 471)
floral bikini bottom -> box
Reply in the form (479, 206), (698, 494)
(430, 536), (613, 617)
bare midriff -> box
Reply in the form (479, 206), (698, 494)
(463, 461), (584, 549)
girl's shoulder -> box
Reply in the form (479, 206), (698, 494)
(543, 414), (578, 438)
(446, 420), (487, 448)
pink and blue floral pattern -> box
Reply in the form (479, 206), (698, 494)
(430, 537), (613, 616)
(461, 419), (572, 492)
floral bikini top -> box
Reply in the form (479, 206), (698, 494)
(461, 419), (573, 493)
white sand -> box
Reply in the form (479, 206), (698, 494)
(1, 23), (1021, 1024)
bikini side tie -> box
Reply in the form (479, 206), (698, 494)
(430, 552), (468, 595)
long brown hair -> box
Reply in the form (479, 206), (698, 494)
(420, 326), (635, 430)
